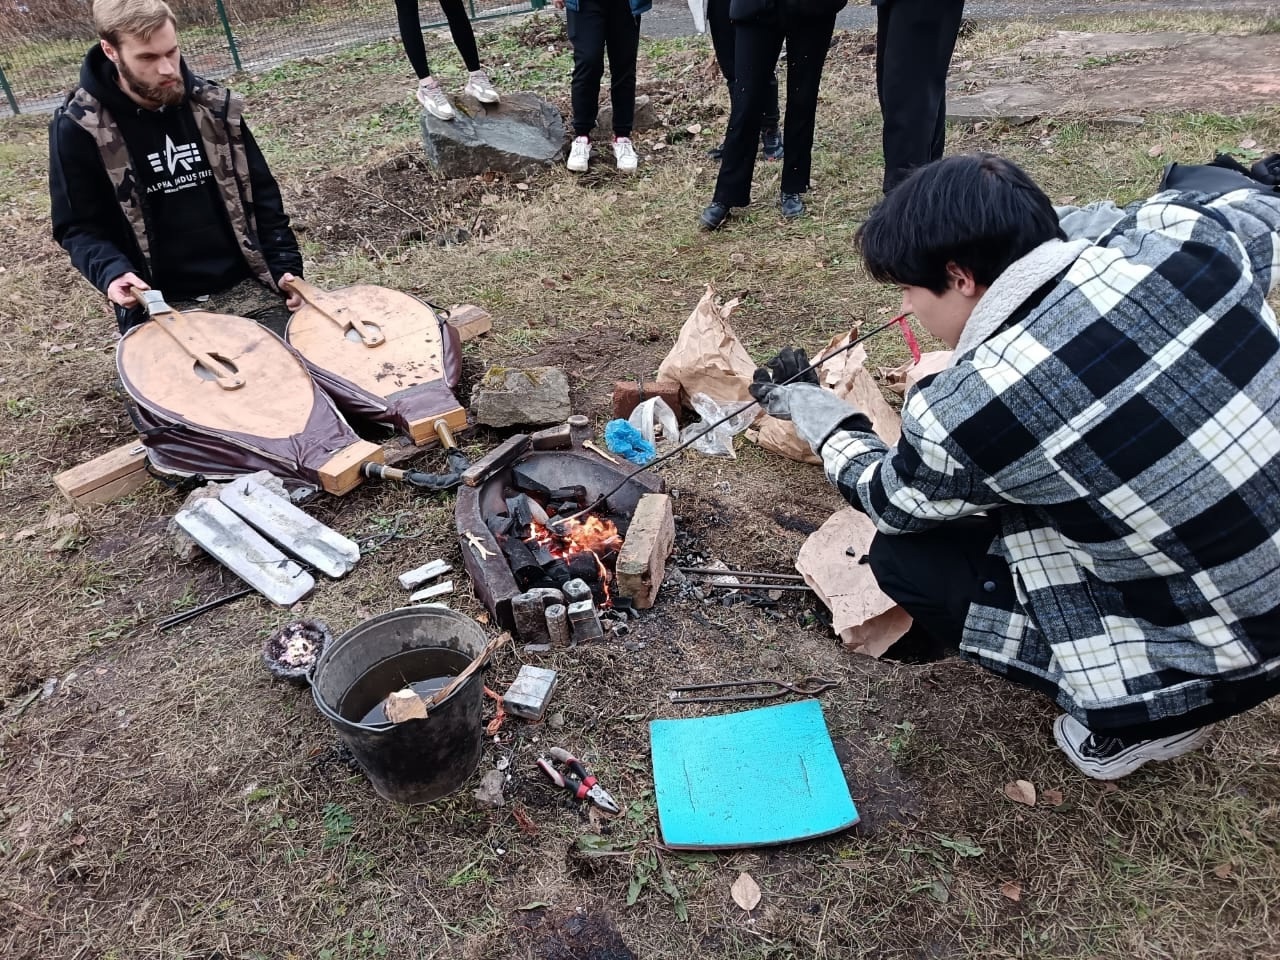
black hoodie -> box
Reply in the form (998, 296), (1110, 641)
(49, 46), (301, 299)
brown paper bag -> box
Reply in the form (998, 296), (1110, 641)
(752, 327), (903, 464)
(796, 507), (913, 657)
(656, 285), (758, 409)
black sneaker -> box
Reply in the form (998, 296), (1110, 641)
(699, 201), (731, 231)
(1053, 714), (1213, 780)
(707, 143), (724, 160)
(779, 191), (805, 219)
(761, 127), (783, 161)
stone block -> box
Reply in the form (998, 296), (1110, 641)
(471, 367), (571, 428)
(615, 493), (674, 610)
(421, 92), (565, 179)
(545, 603), (570, 646)
(596, 94), (656, 137)
(512, 587), (564, 643)
(567, 599), (603, 643)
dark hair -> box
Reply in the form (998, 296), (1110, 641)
(855, 153), (1066, 294)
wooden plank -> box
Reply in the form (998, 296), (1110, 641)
(55, 441), (149, 503)
(461, 434), (530, 487)
(219, 476), (360, 578)
(174, 499), (315, 606)
(406, 407), (469, 443)
(317, 439), (384, 496)
(447, 304), (493, 342)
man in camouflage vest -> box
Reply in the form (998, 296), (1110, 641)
(49, 0), (304, 335)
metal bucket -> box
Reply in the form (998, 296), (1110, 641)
(310, 607), (489, 804)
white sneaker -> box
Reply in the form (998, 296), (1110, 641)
(464, 69), (500, 104)
(567, 136), (590, 173)
(416, 77), (455, 120)
(1053, 714), (1213, 781)
(613, 136), (638, 173)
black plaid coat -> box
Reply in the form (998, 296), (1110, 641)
(824, 189), (1280, 736)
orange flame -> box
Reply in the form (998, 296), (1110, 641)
(526, 516), (623, 604)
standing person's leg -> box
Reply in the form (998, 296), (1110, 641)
(777, 12), (836, 217)
(877, 0), (965, 193)
(706, 0), (733, 159)
(566, 0), (608, 171)
(436, 0), (502, 103)
(703, 21), (784, 227)
(397, 0), (457, 119)
(603, 0), (641, 171)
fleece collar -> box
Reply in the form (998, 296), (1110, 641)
(948, 238), (1091, 366)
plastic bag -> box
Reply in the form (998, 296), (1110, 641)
(679, 392), (756, 459)
(628, 396), (681, 448)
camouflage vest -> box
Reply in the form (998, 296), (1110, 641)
(61, 77), (275, 289)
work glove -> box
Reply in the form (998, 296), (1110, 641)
(750, 348), (863, 454)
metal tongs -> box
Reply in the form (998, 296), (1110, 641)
(667, 676), (840, 704)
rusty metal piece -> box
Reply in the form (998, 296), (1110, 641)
(667, 676), (840, 704)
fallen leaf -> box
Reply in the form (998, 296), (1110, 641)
(1147, 144), (1163, 158)
(1004, 779), (1037, 806)
(729, 253), (746, 265)
(476, 611), (490, 625)
(1099, 782), (1120, 795)
(653, 142), (667, 151)
(999, 880), (1022, 901)
(731, 871), (761, 911)
(686, 123), (702, 135)
(540, 277), (557, 289)
(13, 528), (37, 541)
(1212, 863), (1234, 880)
(515, 182), (530, 192)
(517, 901), (549, 911)
(1240, 138), (1258, 150)
(1040, 788), (1064, 807)
(70, 834), (87, 846)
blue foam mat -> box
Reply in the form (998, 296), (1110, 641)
(650, 699), (859, 849)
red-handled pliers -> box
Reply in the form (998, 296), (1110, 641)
(537, 747), (620, 813)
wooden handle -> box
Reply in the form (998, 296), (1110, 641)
(280, 277), (385, 347)
(427, 632), (508, 710)
(133, 287), (245, 390)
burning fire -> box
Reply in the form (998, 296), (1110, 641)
(526, 516), (622, 603)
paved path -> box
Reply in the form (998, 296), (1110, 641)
(641, 0), (1280, 38)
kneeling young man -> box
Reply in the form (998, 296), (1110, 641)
(753, 153), (1280, 780)
(49, 0), (303, 334)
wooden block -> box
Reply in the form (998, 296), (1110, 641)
(406, 407), (469, 444)
(54, 440), (149, 504)
(615, 493), (675, 609)
(447, 304), (493, 342)
(461, 434), (530, 487)
(317, 440), (384, 496)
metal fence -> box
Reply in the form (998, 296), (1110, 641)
(0, 0), (539, 116)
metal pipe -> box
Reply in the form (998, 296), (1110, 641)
(157, 586), (254, 631)
(697, 582), (812, 592)
(678, 567), (805, 581)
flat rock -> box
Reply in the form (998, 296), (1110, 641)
(470, 366), (571, 428)
(421, 91), (565, 179)
(595, 94), (657, 137)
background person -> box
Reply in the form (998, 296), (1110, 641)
(555, 0), (651, 174)
(874, 0), (965, 192)
(394, 0), (501, 120)
(705, 0), (782, 163)
(49, 0), (303, 335)
(699, 0), (848, 229)
(751, 153), (1280, 780)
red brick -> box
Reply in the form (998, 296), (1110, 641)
(611, 381), (684, 421)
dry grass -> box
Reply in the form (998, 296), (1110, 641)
(2, 12), (1280, 960)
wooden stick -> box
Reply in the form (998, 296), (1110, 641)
(135, 288), (245, 390)
(428, 632), (509, 710)
(280, 277), (384, 346)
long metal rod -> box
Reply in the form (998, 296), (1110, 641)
(699, 582), (813, 592)
(157, 586), (254, 631)
(550, 314), (907, 529)
(678, 567), (805, 581)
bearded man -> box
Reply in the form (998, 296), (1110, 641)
(49, 0), (303, 335)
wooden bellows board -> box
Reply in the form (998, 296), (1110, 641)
(283, 279), (468, 444)
(117, 290), (382, 495)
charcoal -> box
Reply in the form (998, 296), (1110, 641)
(511, 466), (553, 498)
(543, 559), (573, 586)
(485, 513), (514, 537)
(506, 495), (534, 536)
(500, 536), (548, 590)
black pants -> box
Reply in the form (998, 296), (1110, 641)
(395, 0), (482, 78)
(867, 515), (1011, 654)
(713, 12), (835, 207)
(707, 0), (779, 130)
(875, 0), (965, 193)
(567, 0), (641, 138)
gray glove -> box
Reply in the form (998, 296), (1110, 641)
(750, 377), (864, 454)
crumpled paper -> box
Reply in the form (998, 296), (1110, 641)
(796, 508), (913, 657)
(656, 285), (760, 413)
(752, 327), (903, 465)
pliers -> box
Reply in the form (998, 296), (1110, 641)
(537, 747), (620, 813)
